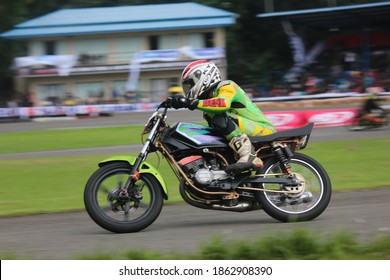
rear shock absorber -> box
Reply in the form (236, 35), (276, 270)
(272, 143), (293, 174)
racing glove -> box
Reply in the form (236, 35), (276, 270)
(171, 94), (198, 110)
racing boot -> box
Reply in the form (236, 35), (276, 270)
(225, 134), (263, 175)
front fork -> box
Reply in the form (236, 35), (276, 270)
(122, 118), (162, 195)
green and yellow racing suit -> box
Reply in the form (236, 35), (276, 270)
(195, 80), (276, 140)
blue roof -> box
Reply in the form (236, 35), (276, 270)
(2, 2), (235, 39)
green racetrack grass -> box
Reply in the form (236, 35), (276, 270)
(0, 126), (389, 216)
(0, 125), (142, 154)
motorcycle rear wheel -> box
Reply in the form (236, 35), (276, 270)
(384, 112), (390, 128)
(255, 153), (331, 222)
(84, 162), (164, 233)
(345, 116), (366, 131)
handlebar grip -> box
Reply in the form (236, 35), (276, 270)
(159, 101), (168, 108)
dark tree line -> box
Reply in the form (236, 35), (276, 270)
(0, 0), (386, 104)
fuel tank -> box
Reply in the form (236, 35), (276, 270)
(160, 122), (227, 153)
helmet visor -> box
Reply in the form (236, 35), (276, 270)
(182, 79), (195, 97)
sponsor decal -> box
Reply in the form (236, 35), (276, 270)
(203, 98), (226, 107)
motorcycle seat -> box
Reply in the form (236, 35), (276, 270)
(250, 123), (314, 144)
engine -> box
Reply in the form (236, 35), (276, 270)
(178, 155), (230, 189)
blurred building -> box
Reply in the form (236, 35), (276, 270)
(1, 3), (235, 106)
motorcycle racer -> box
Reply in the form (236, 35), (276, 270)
(170, 60), (276, 174)
(359, 93), (386, 123)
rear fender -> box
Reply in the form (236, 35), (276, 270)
(99, 156), (168, 200)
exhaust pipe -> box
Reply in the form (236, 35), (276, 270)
(212, 202), (256, 212)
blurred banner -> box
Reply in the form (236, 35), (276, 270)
(126, 47), (225, 92)
(282, 20), (324, 82)
(14, 55), (78, 76)
(265, 108), (357, 130)
(0, 105), (358, 129)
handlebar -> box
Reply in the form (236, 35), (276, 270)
(157, 97), (173, 117)
(158, 95), (187, 116)
(159, 97), (172, 109)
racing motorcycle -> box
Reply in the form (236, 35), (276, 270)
(84, 98), (332, 233)
(346, 109), (389, 131)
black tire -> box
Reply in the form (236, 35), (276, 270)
(84, 162), (164, 233)
(255, 153), (331, 222)
(384, 112), (390, 128)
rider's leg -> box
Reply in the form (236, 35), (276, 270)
(226, 116), (276, 173)
(207, 113), (265, 174)
(234, 116), (276, 137)
(357, 109), (365, 118)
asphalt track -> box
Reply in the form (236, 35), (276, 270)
(0, 110), (389, 259)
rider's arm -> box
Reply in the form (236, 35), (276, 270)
(196, 83), (235, 113)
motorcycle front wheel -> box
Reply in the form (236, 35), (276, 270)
(255, 153), (332, 222)
(84, 162), (164, 233)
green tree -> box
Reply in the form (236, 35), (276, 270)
(0, 0), (30, 105)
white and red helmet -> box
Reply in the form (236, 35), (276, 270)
(181, 60), (221, 99)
